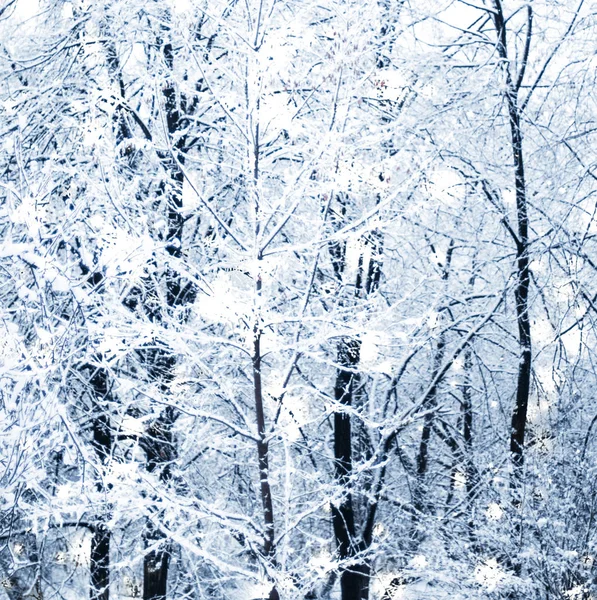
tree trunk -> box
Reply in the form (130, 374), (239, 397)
(412, 335), (446, 521)
(251, 82), (279, 597)
(143, 532), (170, 600)
(89, 367), (113, 600)
(492, 0), (533, 524)
(253, 317), (279, 600)
(86, 32), (137, 599)
(138, 37), (194, 598)
(462, 345), (476, 538)
(491, 4), (533, 583)
(140, 404), (179, 600)
(333, 338), (363, 598)
(90, 523), (110, 600)
(330, 207), (383, 600)
(412, 242), (453, 530)
(253, 323), (276, 559)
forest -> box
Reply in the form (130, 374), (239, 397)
(0, 0), (596, 598)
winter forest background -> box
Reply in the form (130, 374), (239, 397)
(0, 0), (596, 598)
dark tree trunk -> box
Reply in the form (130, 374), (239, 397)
(333, 337), (367, 600)
(74, 270), (112, 600)
(86, 33), (137, 599)
(90, 523), (110, 600)
(138, 38), (192, 599)
(250, 120), (279, 599)
(340, 564), (370, 600)
(249, 79), (279, 598)
(89, 367), (113, 600)
(332, 339), (359, 543)
(143, 533), (170, 600)
(508, 105), (532, 483)
(462, 346), (476, 538)
(411, 242), (453, 528)
(492, 0), (533, 513)
(253, 323), (276, 559)
(412, 335), (445, 521)
(140, 405), (178, 600)
(330, 193), (384, 599)
(491, 3), (533, 582)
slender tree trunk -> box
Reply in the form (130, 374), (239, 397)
(251, 79), (279, 597)
(411, 242), (453, 531)
(253, 309), (279, 600)
(412, 335), (446, 521)
(138, 35), (200, 598)
(330, 204), (383, 599)
(72, 263), (112, 600)
(139, 404), (178, 600)
(491, 5), (533, 585)
(492, 0), (533, 526)
(253, 327), (276, 559)
(507, 99), (532, 485)
(89, 368), (112, 600)
(83, 30), (132, 600)
(461, 263), (477, 539)
(333, 338), (369, 600)
(462, 345), (476, 538)
(90, 524), (110, 600)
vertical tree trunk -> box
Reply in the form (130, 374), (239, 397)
(333, 338), (369, 600)
(490, 5), (533, 585)
(90, 524), (110, 600)
(462, 345), (476, 538)
(89, 368), (113, 600)
(507, 97), (532, 486)
(139, 38), (190, 600)
(330, 203), (383, 599)
(411, 242), (453, 529)
(82, 29), (132, 600)
(461, 259), (478, 539)
(253, 320), (276, 560)
(140, 405), (178, 600)
(251, 79), (279, 598)
(492, 0), (533, 521)
(253, 309), (280, 600)
(143, 538), (169, 600)
(412, 336), (446, 520)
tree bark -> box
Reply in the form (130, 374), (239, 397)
(143, 534), (169, 600)
(333, 338), (369, 600)
(251, 84), (279, 598)
(90, 523), (110, 600)
(88, 367), (113, 600)
(253, 320), (276, 560)
(412, 242), (453, 527)
(492, 0), (533, 510)
(330, 196), (384, 599)
(491, 5), (533, 584)
(138, 38), (192, 600)
(412, 335), (446, 522)
(462, 345), (476, 538)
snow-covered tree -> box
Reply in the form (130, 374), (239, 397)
(0, 1), (596, 599)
